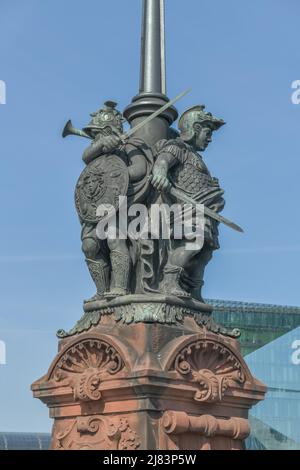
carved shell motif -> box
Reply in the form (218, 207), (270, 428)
(172, 340), (245, 403)
(51, 339), (124, 402)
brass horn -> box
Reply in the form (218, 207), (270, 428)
(62, 120), (91, 139)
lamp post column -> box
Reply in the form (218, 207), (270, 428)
(124, 0), (178, 145)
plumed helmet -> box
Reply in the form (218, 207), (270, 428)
(83, 101), (125, 135)
(178, 105), (225, 142)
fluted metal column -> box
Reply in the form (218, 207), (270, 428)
(124, 0), (177, 146)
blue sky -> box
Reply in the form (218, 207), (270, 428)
(0, 0), (299, 432)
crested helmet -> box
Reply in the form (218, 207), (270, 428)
(83, 101), (125, 137)
(178, 105), (225, 142)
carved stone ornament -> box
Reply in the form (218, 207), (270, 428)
(50, 339), (124, 402)
(171, 339), (245, 403)
(161, 411), (250, 441)
(57, 295), (240, 339)
(54, 416), (140, 450)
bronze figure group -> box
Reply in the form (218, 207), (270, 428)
(65, 100), (226, 303)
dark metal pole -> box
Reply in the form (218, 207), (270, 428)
(124, 0), (177, 145)
(140, 0), (166, 94)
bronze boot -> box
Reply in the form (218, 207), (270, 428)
(190, 279), (205, 302)
(180, 272), (205, 302)
(85, 258), (110, 302)
(105, 250), (130, 298)
(161, 264), (191, 298)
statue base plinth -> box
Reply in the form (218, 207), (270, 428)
(32, 299), (265, 450)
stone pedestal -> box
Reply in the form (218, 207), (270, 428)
(32, 297), (266, 450)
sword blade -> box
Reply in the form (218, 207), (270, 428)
(122, 88), (191, 141)
(169, 186), (244, 234)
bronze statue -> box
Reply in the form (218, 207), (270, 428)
(63, 99), (237, 304)
(66, 101), (154, 301)
(151, 105), (225, 301)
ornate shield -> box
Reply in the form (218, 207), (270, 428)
(75, 154), (129, 223)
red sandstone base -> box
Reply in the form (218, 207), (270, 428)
(32, 312), (265, 450)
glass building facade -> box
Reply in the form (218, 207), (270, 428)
(0, 432), (51, 450)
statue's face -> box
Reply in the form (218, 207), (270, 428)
(83, 171), (105, 199)
(194, 124), (212, 151)
(92, 125), (122, 141)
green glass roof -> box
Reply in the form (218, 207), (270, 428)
(207, 298), (300, 314)
(206, 298), (300, 356)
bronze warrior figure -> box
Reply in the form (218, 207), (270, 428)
(151, 105), (225, 301)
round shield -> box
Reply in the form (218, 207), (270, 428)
(75, 154), (129, 223)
